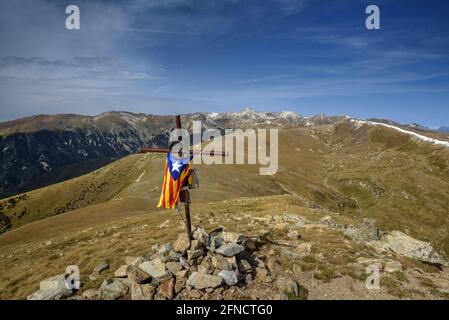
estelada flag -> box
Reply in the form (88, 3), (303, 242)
(157, 152), (191, 209)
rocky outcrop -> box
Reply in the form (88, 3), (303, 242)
(377, 231), (448, 267)
(27, 274), (74, 300)
(343, 219), (381, 242)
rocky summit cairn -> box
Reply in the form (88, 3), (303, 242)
(28, 225), (305, 300)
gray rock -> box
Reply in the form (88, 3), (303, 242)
(82, 289), (98, 299)
(115, 265), (131, 278)
(226, 256), (238, 269)
(319, 215), (342, 230)
(176, 269), (190, 280)
(131, 282), (155, 300)
(207, 235), (223, 251)
(190, 239), (203, 250)
(198, 260), (213, 275)
(211, 255), (233, 271)
(175, 278), (187, 294)
(344, 219), (380, 242)
(168, 251), (183, 263)
(89, 261), (109, 280)
(93, 261), (109, 274)
(276, 277), (308, 300)
(192, 225), (208, 244)
(187, 249), (203, 260)
(281, 213), (309, 227)
(221, 232), (244, 244)
(99, 278), (128, 300)
(215, 244), (245, 257)
(138, 258), (170, 280)
(173, 233), (191, 255)
(218, 270), (238, 286)
(186, 272), (222, 290)
(127, 266), (151, 284)
(27, 274), (73, 300)
(166, 262), (183, 275)
(159, 243), (173, 256)
(381, 231), (448, 266)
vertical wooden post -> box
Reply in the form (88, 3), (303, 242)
(176, 115), (193, 240)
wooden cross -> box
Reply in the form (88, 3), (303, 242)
(140, 115), (226, 240)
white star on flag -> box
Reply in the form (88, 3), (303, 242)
(171, 161), (182, 173)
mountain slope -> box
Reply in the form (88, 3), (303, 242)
(2, 121), (448, 251)
(0, 110), (306, 198)
(1, 120), (449, 299)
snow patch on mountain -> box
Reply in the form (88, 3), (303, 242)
(351, 119), (449, 148)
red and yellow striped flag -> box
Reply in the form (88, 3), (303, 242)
(157, 153), (190, 209)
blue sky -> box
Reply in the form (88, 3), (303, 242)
(0, 0), (448, 127)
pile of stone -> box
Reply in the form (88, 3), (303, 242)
(29, 225), (273, 300)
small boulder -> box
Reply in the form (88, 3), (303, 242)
(207, 235), (223, 251)
(175, 278), (187, 294)
(215, 244), (245, 257)
(131, 283), (155, 300)
(159, 277), (175, 300)
(211, 255), (233, 271)
(186, 272), (222, 290)
(218, 270), (238, 286)
(127, 266), (151, 284)
(99, 278), (128, 300)
(115, 265), (131, 278)
(27, 274), (74, 300)
(190, 239), (202, 250)
(344, 219), (380, 242)
(82, 289), (98, 299)
(176, 269), (190, 280)
(187, 249), (203, 260)
(276, 277), (308, 300)
(198, 260), (213, 275)
(89, 261), (109, 280)
(192, 225), (208, 244)
(138, 258), (170, 280)
(173, 233), (191, 255)
(166, 262), (183, 275)
(221, 232), (244, 244)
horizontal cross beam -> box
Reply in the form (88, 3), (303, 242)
(139, 148), (227, 157)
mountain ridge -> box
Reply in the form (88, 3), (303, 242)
(1, 109), (448, 200)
